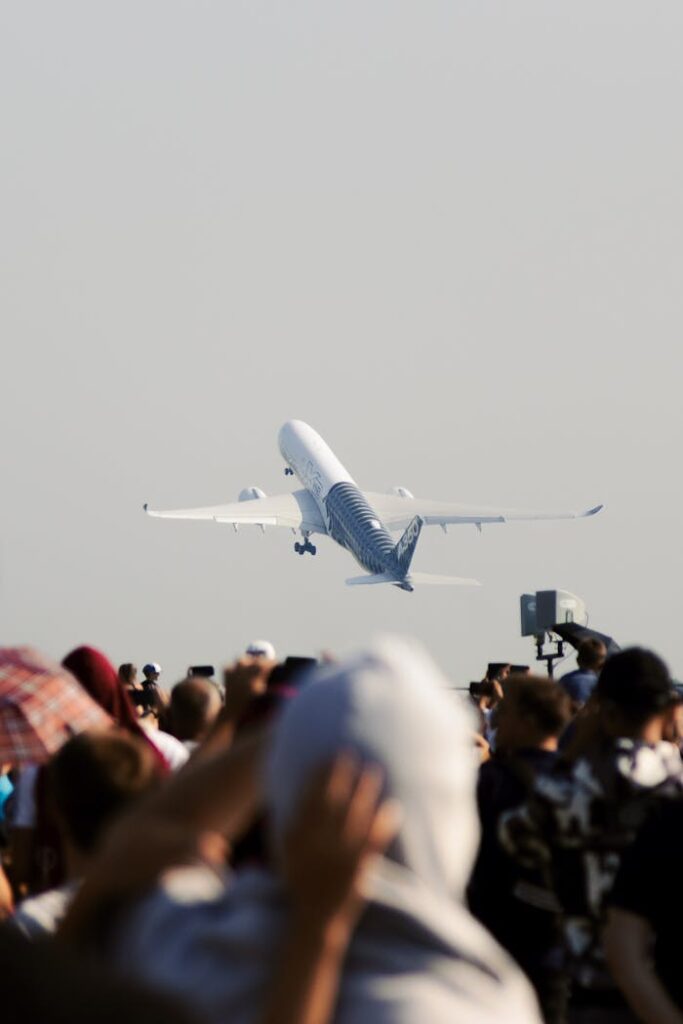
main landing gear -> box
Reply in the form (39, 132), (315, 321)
(294, 539), (317, 556)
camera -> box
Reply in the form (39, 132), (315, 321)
(188, 665), (215, 679)
(520, 590), (588, 636)
(519, 589), (618, 676)
(267, 656), (318, 689)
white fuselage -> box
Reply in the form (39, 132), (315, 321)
(278, 420), (354, 511)
(278, 420), (408, 583)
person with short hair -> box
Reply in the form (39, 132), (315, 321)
(118, 663), (139, 688)
(469, 676), (571, 1022)
(166, 678), (223, 751)
(487, 662), (512, 683)
(559, 638), (607, 707)
(469, 678), (504, 745)
(501, 648), (683, 1021)
(10, 730), (163, 938)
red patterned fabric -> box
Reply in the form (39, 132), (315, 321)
(0, 647), (111, 765)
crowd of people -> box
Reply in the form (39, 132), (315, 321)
(1, 633), (683, 1024)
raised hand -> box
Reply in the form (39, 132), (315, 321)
(259, 755), (401, 1024)
(282, 753), (400, 932)
(222, 657), (276, 720)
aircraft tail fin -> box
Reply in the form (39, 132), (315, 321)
(393, 515), (424, 575)
(408, 571), (481, 587)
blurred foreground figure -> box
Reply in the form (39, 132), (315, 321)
(10, 730), (162, 938)
(605, 798), (683, 1023)
(0, 926), (199, 1024)
(166, 678), (223, 751)
(501, 648), (683, 1023)
(108, 638), (541, 1023)
(469, 676), (571, 1022)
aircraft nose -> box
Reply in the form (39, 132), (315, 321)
(277, 421), (292, 453)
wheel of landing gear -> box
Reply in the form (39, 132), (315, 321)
(294, 542), (301, 553)
(310, 545), (317, 555)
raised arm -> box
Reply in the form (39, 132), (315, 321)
(604, 908), (683, 1024)
(59, 729), (266, 946)
(260, 755), (400, 1024)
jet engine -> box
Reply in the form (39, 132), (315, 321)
(390, 486), (415, 499)
(238, 487), (267, 502)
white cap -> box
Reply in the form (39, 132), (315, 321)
(245, 640), (276, 660)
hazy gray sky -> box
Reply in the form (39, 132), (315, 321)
(2, 2), (682, 685)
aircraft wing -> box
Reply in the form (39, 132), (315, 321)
(144, 489), (327, 534)
(363, 492), (603, 533)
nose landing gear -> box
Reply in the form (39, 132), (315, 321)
(294, 539), (317, 556)
(284, 467), (294, 476)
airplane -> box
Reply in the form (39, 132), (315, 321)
(144, 419), (603, 592)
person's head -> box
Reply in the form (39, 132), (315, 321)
(486, 662), (511, 683)
(595, 647), (673, 741)
(47, 729), (163, 870)
(267, 637), (480, 902)
(495, 675), (571, 754)
(469, 678), (502, 710)
(142, 663), (161, 683)
(118, 663), (138, 687)
(663, 690), (683, 745)
(167, 677), (222, 743)
(64, 646), (138, 727)
(577, 638), (607, 673)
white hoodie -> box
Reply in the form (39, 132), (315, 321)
(114, 637), (542, 1024)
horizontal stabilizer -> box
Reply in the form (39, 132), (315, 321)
(408, 572), (481, 587)
(346, 573), (399, 587)
(346, 571), (481, 588)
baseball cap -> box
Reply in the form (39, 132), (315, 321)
(143, 662), (162, 675)
(245, 640), (276, 660)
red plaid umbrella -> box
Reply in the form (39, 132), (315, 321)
(0, 646), (112, 765)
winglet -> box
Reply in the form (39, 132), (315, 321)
(582, 504), (604, 517)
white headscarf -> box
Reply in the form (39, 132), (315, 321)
(115, 637), (541, 1024)
(269, 636), (480, 900)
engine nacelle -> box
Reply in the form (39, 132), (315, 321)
(390, 486), (414, 499)
(238, 487), (267, 502)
